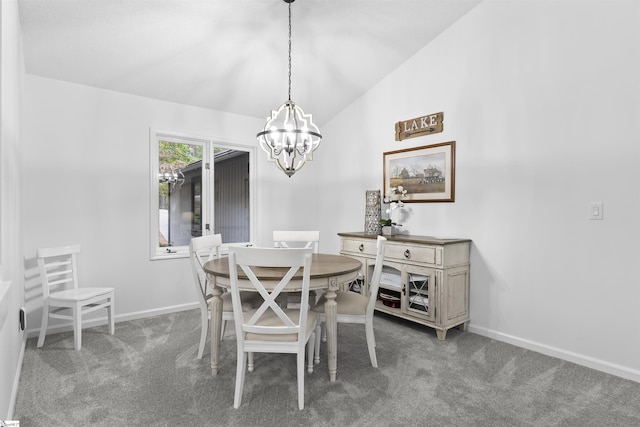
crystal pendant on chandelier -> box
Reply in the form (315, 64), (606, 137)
(257, 0), (322, 178)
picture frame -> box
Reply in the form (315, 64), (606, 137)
(383, 141), (455, 203)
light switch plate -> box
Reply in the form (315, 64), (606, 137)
(589, 202), (604, 220)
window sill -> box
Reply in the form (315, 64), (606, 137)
(151, 250), (189, 261)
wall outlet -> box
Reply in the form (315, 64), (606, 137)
(19, 307), (26, 331)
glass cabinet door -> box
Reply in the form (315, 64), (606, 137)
(402, 265), (436, 322)
(371, 259), (403, 310)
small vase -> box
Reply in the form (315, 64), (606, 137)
(381, 225), (394, 236)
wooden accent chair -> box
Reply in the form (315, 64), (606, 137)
(36, 244), (115, 350)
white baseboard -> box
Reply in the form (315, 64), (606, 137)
(114, 302), (199, 323)
(7, 337), (26, 420)
(467, 324), (640, 383)
(24, 302), (199, 339)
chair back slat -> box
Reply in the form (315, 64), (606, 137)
(46, 278), (74, 287)
(44, 260), (72, 269)
(46, 268), (73, 278)
(273, 230), (320, 253)
(37, 244), (80, 258)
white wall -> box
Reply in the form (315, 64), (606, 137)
(318, 0), (640, 381)
(0, 0), (25, 419)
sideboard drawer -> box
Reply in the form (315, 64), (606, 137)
(342, 238), (376, 256)
(385, 243), (437, 265)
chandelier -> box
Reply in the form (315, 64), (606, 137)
(158, 168), (184, 193)
(257, 0), (322, 177)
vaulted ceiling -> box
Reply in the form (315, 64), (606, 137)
(18, 0), (482, 126)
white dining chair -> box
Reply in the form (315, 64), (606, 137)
(36, 244), (115, 351)
(228, 246), (316, 410)
(273, 230), (320, 307)
(312, 235), (387, 367)
(189, 234), (261, 360)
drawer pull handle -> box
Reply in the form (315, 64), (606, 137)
(404, 249), (411, 259)
(359, 244), (364, 252)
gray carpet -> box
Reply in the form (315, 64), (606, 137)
(13, 309), (640, 426)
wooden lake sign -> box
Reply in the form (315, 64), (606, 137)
(395, 112), (443, 141)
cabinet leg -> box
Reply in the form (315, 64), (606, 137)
(436, 329), (447, 340)
(457, 322), (468, 332)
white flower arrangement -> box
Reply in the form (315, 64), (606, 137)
(380, 186), (408, 226)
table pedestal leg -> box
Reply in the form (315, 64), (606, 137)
(209, 279), (223, 376)
(324, 277), (339, 382)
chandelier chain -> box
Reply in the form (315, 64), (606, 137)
(287, 1), (292, 101)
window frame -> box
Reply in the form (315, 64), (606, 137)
(149, 128), (256, 260)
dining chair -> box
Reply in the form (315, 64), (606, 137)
(36, 244), (115, 351)
(189, 234), (261, 360)
(228, 246), (316, 410)
(312, 235), (387, 368)
(273, 230), (320, 252)
(273, 230), (320, 307)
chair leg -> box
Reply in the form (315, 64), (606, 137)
(234, 348), (247, 409)
(314, 322), (322, 364)
(248, 352), (254, 372)
(108, 296), (115, 335)
(307, 330), (315, 374)
(37, 300), (49, 348)
(198, 306), (208, 359)
(365, 319), (378, 368)
(73, 304), (82, 351)
(297, 350), (305, 410)
(220, 319), (227, 341)
(321, 321), (327, 342)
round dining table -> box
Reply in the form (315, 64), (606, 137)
(204, 252), (361, 382)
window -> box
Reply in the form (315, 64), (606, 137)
(149, 129), (255, 259)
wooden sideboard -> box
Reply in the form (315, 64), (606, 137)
(338, 232), (471, 340)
